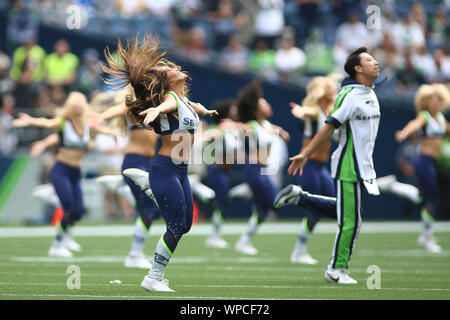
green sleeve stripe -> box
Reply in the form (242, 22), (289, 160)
(59, 118), (66, 131)
(419, 110), (429, 124)
(330, 87), (354, 116)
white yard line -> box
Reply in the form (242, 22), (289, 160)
(1, 222), (450, 238)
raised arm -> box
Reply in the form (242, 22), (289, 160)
(289, 102), (319, 120)
(189, 101), (218, 117)
(12, 112), (61, 131)
(395, 113), (427, 143)
(139, 94), (178, 125)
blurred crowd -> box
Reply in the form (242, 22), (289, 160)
(1, 0), (450, 155)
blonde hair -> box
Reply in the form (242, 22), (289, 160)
(414, 83), (450, 113)
(302, 74), (340, 107)
(56, 91), (89, 122)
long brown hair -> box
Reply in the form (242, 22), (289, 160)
(102, 34), (184, 126)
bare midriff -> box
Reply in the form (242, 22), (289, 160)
(303, 138), (332, 163)
(420, 137), (442, 159)
(56, 147), (86, 168)
(158, 133), (195, 162)
(124, 129), (158, 158)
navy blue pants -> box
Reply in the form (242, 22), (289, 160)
(293, 159), (336, 230)
(206, 165), (232, 215)
(49, 161), (84, 228)
(244, 163), (279, 222)
(149, 155), (193, 253)
(413, 154), (439, 217)
(121, 153), (160, 225)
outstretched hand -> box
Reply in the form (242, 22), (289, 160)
(139, 107), (160, 125)
(12, 112), (32, 127)
(289, 102), (305, 120)
(205, 109), (218, 117)
(287, 153), (308, 176)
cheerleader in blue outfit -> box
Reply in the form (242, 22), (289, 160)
(103, 34), (217, 292)
(204, 99), (244, 248)
(232, 81), (290, 255)
(395, 83), (450, 253)
(13, 92), (117, 257)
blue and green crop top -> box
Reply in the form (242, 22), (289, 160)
(419, 111), (447, 138)
(150, 91), (200, 135)
(58, 118), (90, 149)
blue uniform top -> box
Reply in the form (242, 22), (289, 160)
(149, 91), (200, 135)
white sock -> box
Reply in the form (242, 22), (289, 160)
(211, 209), (223, 236)
(129, 217), (149, 257)
(148, 236), (172, 280)
(240, 213), (259, 243)
(293, 218), (311, 254)
(390, 182), (421, 204)
(421, 209), (434, 236)
(117, 185), (136, 207)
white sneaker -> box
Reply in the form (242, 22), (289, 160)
(206, 235), (229, 248)
(189, 175), (216, 203)
(96, 175), (125, 192)
(324, 268), (357, 284)
(123, 168), (150, 191)
(290, 251), (318, 265)
(124, 255), (152, 269)
(48, 242), (73, 257)
(235, 240), (258, 255)
(228, 183), (253, 199)
(376, 175), (397, 193)
(273, 184), (303, 208)
(32, 184), (61, 207)
(62, 236), (82, 252)
(140, 275), (174, 292)
(418, 234), (442, 253)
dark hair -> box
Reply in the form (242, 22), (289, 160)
(212, 98), (235, 124)
(344, 47), (369, 79)
(236, 81), (263, 122)
(102, 34), (186, 126)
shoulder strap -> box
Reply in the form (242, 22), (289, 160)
(164, 91), (180, 109)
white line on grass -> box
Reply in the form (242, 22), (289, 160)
(0, 293), (311, 300)
(1, 222), (450, 238)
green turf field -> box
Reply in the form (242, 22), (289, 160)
(0, 221), (449, 300)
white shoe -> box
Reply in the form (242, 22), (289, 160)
(62, 236), (82, 252)
(189, 175), (216, 203)
(206, 235), (229, 248)
(228, 183), (253, 199)
(123, 168), (150, 191)
(324, 268), (357, 284)
(48, 242), (73, 257)
(124, 255), (152, 269)
(140, 275), (174, 292)
(32, 184), (61, 207)
(273, 184), (303, 208)
(96, 175), (125, 192)
(418, 234), (442, 253)
(290, 252), (318, 265)
(235, 240), (258, 255)
(376, 175), (397, 193)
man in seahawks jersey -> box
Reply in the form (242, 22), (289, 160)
(275, 47), (381, 284)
